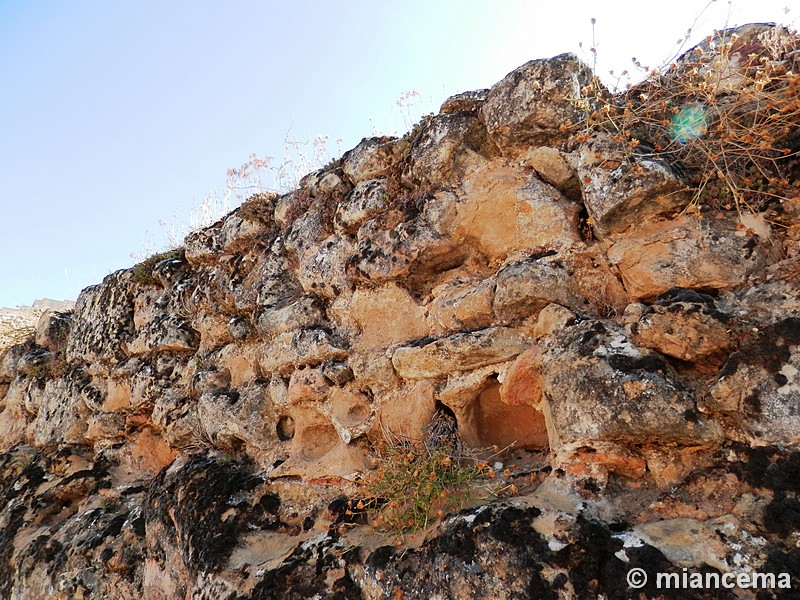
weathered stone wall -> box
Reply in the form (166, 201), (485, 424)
(1, 25), (799, 599)
(0, 300), (75, 352)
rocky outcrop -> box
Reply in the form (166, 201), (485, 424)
(2, 24), (800, 599)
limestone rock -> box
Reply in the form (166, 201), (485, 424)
(34, 310), (71, 352)
(127, 314), (199, 356)
(0, 343), (28, 382)
(571, 131), (691, 237)
(427, 277), (495, 335)
(607, 214), (767, 301)
(3, 37), (800, 599)
(184, 224), (223, 264)
(197, 384), (278, 452)
(375, 381), (436, 440)
(403, 112), (500, 189)
(34, 368), (95, 446)
(66, 270), (136, 364)
(258, 329), (348, 375)
(335, 178), (390, 234)
(708, 317), (800, 445)
(493, 255), (584, 325)
(439, 88), (488, 114)
(342, 136), (408, 184)
(481, 53), (593, 156)
(256, 294), (326, 338)
(391, 326), (530, 379)
(631, 287), (735, 363)
(15, 348), (55, 378)
(296, 234), (354, 299)
(499, 346), (543, 408)
(439, 365), (549, 449)
(540, 319), (720, 451)
(356, 214), (464, 284)
(218, 212), (266, 253)
(151, 255), (188, 288)
(633, 518), (730, 571)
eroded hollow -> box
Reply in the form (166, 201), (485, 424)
(475, 381), (549, 449)
(447, 379), (549, 451)
(296, 422), (339, 460)
(276, 415), (295, 441)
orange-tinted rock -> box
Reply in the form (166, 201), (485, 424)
(454, 163), (581, 264)
(499, 347), (543, 407)
(607, 214), (767, 301)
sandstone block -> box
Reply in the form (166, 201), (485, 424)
(540, 319), (720, 451)
(481, 53), (593, 156)
(607, 214), (767, 301)
(346, 283), (428, 350)
(631, 288), (735, 362)
(454, 163), (581, 263)
(391, 326), (530, 379)
(520, 146), (577, 191)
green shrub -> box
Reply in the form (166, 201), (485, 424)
(132, 249), (181, 286)
(358, 439), (486, 534)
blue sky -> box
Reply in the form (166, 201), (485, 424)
(0, 0), (794, 308)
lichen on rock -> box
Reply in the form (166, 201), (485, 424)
(2, 24), (800, 598)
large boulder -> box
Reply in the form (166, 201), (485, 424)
(66, 271), (136, 365)
(540, 319), (721, 451)
(403, 112), (500, 189)
(481, 53), (593, 157)
(606, 214), (767, 301)
(570, 132), (691, 237)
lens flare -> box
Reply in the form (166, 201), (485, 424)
(671, 104), (708, 143)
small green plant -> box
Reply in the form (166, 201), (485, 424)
(358, 442), (484, 533)
(356, 413), (496, 534)
(132, 249), (181, 286)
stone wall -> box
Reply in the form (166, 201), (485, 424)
(1, 24), (799, 599)
(0, 299), (75, 352)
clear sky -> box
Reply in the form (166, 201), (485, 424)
(0, 0), (794, 308)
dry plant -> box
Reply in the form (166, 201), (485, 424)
(0, 325), (35, 353)
(572, 23), (800, 219)
(355, 412), (517, 535)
